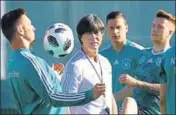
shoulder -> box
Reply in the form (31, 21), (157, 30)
(163, 46), (175, 61)
(141, 47), (152, 53)
(99, 54), (111, 67)
(65, 50), (85, 70)
(19, 51), (36, 65)
(127, 40), (144, 50)
(165, 46), (175, 55)
(20, 51), (48, 69)
(100, 45), (112, 55)
(66, 50), (85, 64)
(137, 47), (152, 58)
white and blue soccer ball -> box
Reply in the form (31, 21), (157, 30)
(43, 23), (74, 58)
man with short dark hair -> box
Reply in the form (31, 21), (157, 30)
(0, 8), (106, 114)
(100, 11), (144, 109)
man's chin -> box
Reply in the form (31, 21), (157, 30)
(151, 37), (159, 41)
(112, 39), (123, 43)
(90, 48), (99, 51)
(89, 47), (99, 52)
(151, 38), (163, 43)
(30, 40), (35, 46)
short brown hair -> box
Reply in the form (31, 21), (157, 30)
(1, 8), (26, 42)
(156, 10), (175, 26)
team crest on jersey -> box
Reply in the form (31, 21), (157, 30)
(139, 56), (146, 64)
(156, 57), (162, 66)
(122, 58), (131, 70)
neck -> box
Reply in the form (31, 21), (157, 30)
(82, 47), (98, 62)
(153, 41), (170, 52)
(11, 37), (31, 51)
(112, 39), (127, 52)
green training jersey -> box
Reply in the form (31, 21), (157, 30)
(100, 40), (143, 106)
(7, 48), (95, 114)
(133, 47), (168, 114)
(0, 79), (20, 114)
(160, 46), (175, 114)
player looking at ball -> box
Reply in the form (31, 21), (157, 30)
(0, 8), (106, 114)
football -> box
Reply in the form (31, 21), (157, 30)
(43, 23), (74, 58)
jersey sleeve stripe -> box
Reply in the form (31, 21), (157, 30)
(21, 52), (86, 102)
(62, 52), (83, 91)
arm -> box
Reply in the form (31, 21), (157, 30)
(135, 80), (160, 95)
(114, 86), (134, 102)
(160, 83), (167, 114)
(112, 94), (118, 114)
(61, 63), (81, 93)
(119, 74), (160, 95)
(25, 56), (105, 107)
(159, 65), (167, 114)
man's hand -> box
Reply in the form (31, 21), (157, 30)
(119, 74), (137, 86)
(93, 83), (106, 99)
(52, 63), (64, 75)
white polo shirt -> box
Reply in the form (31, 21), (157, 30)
(61, 49), (113, 114)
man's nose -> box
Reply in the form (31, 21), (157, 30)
(152, 27), (157, 33)
(112, 28), (118, 34)
(32, 25), (36, 31)
(92, 33), (98, 38)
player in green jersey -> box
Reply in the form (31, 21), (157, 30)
(119, 10), (175, 114)
(0, 8), (106, 114)
(160, 45), (176, 114)
(100, 11), (144, 108)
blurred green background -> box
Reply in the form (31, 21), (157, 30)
(1, 1), (175, 78)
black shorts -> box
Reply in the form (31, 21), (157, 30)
(118, 106), (148, 114)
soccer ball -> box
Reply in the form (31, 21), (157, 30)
(43, 23), (74, 58)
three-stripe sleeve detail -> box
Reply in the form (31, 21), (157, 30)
(21, 52), (86, 102)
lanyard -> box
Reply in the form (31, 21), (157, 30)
(82, 50), (103, 83)
(82, 49), (109, 114)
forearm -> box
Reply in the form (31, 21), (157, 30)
(160, 99), (166, 114)
(135, 80), (160, 95)
(160, 84), (167, 114)
(114, 86), (133, 102)
(112, 95), (118, 114)
(50, 89), (94, 107)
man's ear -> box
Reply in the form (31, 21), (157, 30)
(169, 26), (174, 35)
(169, 30), (173, 35)
(169, 23), (175, 35)
(16, 25), (24, 36)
